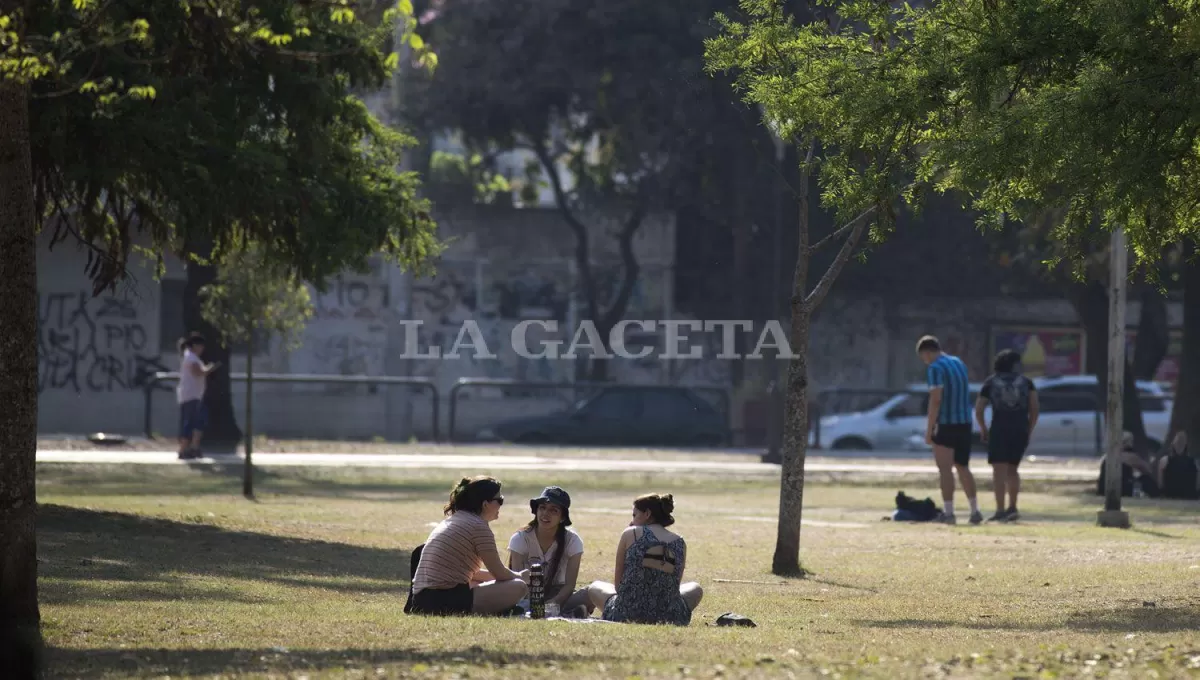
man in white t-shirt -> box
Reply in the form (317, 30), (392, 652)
(177, 333), (221, 459)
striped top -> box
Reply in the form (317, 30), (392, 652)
(927, 354), (972, 424)
(412, 511), (499, 594)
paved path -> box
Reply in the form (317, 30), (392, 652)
(36, 449), (1097, 480)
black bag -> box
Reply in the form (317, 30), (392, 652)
(894, 491), (941, 522)
(403, 543), (425, 614)
(714, 612), (757, 627)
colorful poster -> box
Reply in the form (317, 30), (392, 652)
(1126, 329), (1183, 385)
(991, 327), (1085, 378)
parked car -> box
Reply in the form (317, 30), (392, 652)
(899, 375), (1171, 456)
(1028, 375), (1171, 454)
(811, 383), (983, 451)
(475, 386), (730, 447)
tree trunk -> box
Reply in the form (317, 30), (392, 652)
(1132, 287), (1168, 382)
(243, 335), (254, 499)
(183, 245), (242, 451)
(1070, 281), (1148, 453)
(0, 76), (45, 677)
(1169, 241), (1200, 455)
(772, 306), (811, 576)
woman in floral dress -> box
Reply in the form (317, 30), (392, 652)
(587, 493), (703, 625)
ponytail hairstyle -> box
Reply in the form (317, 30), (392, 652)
(633, 493), (676, 527)
(444, 475), (502, 516)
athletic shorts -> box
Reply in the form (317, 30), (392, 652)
(932, 423), (973, 466)
(408, 584), (473, 616)
(987, 430), (1029, 466)
(179, 399), (208, 439)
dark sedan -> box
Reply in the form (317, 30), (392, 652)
(475, 386), (730, 447)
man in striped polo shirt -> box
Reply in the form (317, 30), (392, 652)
(918, 335), (982, 525)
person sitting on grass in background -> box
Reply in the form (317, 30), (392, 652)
(588, 493), (703, 626)
(1156, 432), (1199, 500)
(975, 349), (1039, 522)
(507, 486), (593, 618)
(1098, 432), (1161, 498)
(176, 332), (221, 460)
(408, 476), (529, 616)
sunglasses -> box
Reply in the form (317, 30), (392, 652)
(489, 496), (505, 506)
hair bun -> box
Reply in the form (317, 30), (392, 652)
(661, 494), (674, 514)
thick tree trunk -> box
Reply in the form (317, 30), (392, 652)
(1071, 282), (1149, 453)
(772, 307), (811, 576)
(1132, 287), (1168, 382)
(183, 246), (242, 451)
(0, 76), (45, 677)
(1169, 242), (1200, 454)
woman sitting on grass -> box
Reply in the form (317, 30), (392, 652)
(507, 486), (593, 617)
(587, 493), (703, 626)
(407, 476), (529, 616)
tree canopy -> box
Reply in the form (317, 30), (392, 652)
(11, 0), (439, 291)
(706, 0), (1200, 266)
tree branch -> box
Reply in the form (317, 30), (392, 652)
(599, 197), (647, 332)
(530, 138), (601, 322)
(801, 203), (875, 311)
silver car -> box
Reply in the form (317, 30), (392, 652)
(814, 375), (1171, 455)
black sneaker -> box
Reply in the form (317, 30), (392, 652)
(178, 448), (202, 460)
(1002, 509), (1020, 522)
(987, 510), (1010, 522)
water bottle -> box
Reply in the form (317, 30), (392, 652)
(529, 560), (545, 619)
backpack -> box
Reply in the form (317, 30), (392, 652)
(1162, 456), (1200, 500)
(894, 491), (941, 522)
(403, 543), (425, 614)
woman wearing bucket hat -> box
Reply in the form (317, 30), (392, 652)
(507, 486), (593, 617)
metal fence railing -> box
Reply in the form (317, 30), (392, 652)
(447, 378), (732, 444)
(144, 372), (441, 442)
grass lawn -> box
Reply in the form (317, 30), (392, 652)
(37, 463), (1200, 679)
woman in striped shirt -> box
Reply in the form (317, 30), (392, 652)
(408, 476), (529, 616)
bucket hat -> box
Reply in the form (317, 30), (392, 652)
(529, 486), (572, 526)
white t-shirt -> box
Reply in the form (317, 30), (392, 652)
(177, 350), (206, 404)
(507, 527), (584, 585)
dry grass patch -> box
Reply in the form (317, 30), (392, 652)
(36, 464), (1200, 679)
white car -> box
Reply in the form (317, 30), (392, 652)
(1026, 375), (1171, 455)
(811, 383), (983, 451)
(814, 375), (1171, 456)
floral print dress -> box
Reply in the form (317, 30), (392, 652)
(602, 526), (691, 626)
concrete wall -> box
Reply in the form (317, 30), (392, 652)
(36, 214), (1180, 443)
(38, 207), (737, 442)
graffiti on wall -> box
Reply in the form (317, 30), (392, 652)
(37, 291), (167, 393)
(312, 273), (394, 322)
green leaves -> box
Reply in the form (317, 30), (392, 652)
(20, 0), (440, 291)
(707, 0), (1200, 269)
(200, 240), (314, 351)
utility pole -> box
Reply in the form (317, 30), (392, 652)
(1098, 226), (1131, 528)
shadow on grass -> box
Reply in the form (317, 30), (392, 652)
(37, 462), (455, 500)
(46, 645), (618, 679)
(855, 604), (1200, 634)
(38, 505), (411, 604)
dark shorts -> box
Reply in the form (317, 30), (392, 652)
(987, 429), (1029, 466)
(932, 423), (973, 466)
(408, 584), (473, 616)
(179, 399), (208, 439)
